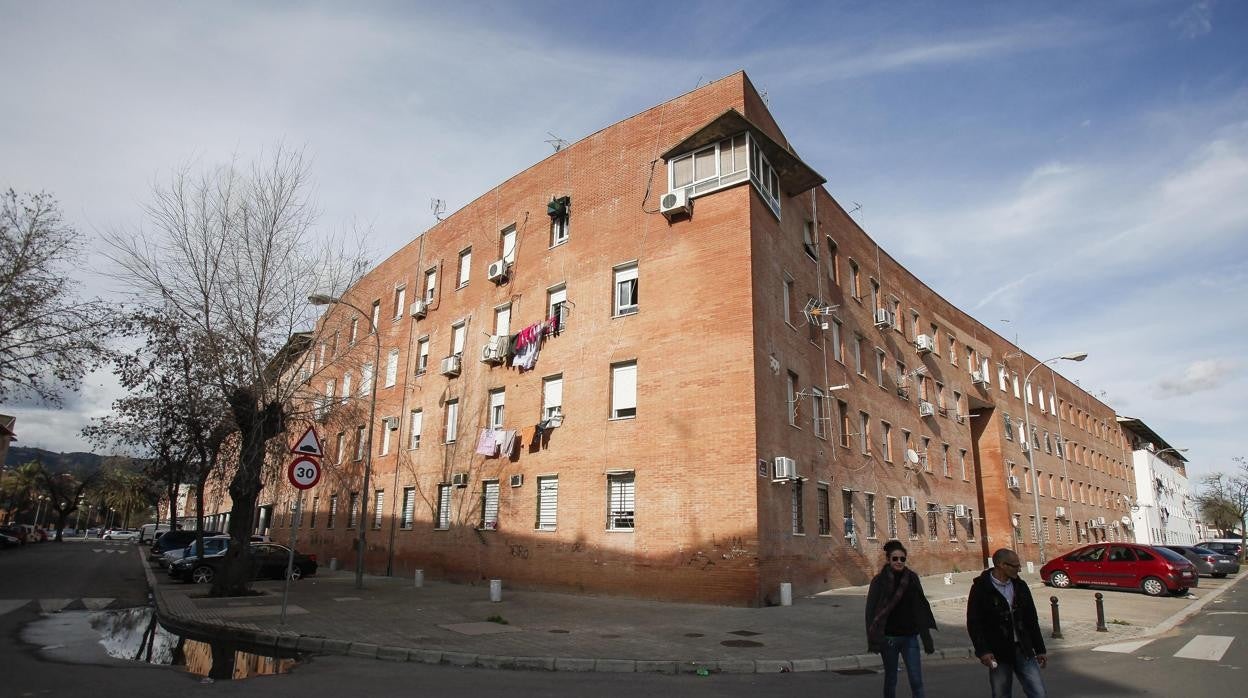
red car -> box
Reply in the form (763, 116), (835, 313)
(1040, 543), (1198, 597)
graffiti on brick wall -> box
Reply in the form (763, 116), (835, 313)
(509, 543), (530, 559)
(686, 550), (714, 569)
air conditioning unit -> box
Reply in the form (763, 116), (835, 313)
(1007, 475), (1021, 490)
(971, 371), (989, 386)
(873, 309), (895, 329)
(918, 401), (935, 417)
(509, 474), (523, 488)
(439, 355), (461, 377)
(899, 496), (917, 513)
(915, 334), (935, 353)
(1055, 506), (1066, 519)
(480, 335), (508, 364)
(1096, 516), (1107, 527)
(772, 456), (797, 481)
(451, 472), (468, 487)
(660, 189), (691, 219)
(382, 416), (398, 429)
(486, 259), (511, 283)
(955, 504), (968, 519)
(409, 300), (428, 318)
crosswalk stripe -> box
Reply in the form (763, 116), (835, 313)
(82, 598), (115, 610)
(1093, 638), (1156, 654)
(1174, 635), (1234, 662)
(37, 599), (73, 613)
(0, 600), (31, 616)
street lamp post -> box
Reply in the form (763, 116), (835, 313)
(34, 495), (48, 528)
(1023, 352), (1088, 564)
(310, 293), (381, 590)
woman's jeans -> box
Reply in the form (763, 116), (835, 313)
(881, 634), (924, 698)
(988, 647), (1047, 698)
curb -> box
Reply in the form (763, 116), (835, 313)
(135, 555), (1234, 674)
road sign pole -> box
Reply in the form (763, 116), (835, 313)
(280, 489), (304, 625)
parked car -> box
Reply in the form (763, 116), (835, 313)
(149, 530), (221, 560)
(85, 527), (102, 537)
(0, 525), (28, 544)
(170, 543), (317, 584)
(1197, 540), (1244, 560)
(103, 529), (140, 541)
(161, 534), (231, 568)
(138, 523), (176, 544)
(0, 532), (21, 548)
(1040, 542), (1198, 597)
(1165, 545), (1241, 578)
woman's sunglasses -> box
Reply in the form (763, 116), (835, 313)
(890, 556), (907, 562)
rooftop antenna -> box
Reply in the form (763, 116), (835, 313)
(545, 132), (570, 153)
(694, 75), (704, 89)
(430, 198), (446, 222)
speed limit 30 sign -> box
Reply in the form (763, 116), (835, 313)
(288, 455), (321, 490)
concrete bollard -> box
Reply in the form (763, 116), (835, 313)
(780, 582), (793, 606)
(329, 557), (339, 571)
(1094, 592), (1108, 632)
(1026, 561), (1035, 574)
(414, 569), (424, 588)
(944, 573), (953, 585)
(1050, 596), (1062, 639)
(489, 579), (502, 602)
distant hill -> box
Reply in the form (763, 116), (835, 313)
(4, 446), (106, 476)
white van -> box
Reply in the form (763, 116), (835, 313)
(139, 523), (175, 544)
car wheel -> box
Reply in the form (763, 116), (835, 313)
(1049, 571), (1072, 589)
(192, 566), (215, 584)
(287, 567), (302, 581)
(1141, 576), (1167, 597)
(1212, 573), (1227, 579)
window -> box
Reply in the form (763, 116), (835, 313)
(929, 324), (940, 354)
(1004, 414), (1014, 441)
(786, 371), (799, 426)
(400, 487), (415, 529)
(1038, 388), (1046, 413)
(838, 400), (851, 448)
(435, 484), (451, 529)
(948, 335), (957, 366)
(906, 507), (919, 539)
(826, 237), (840, 285)
(536, 475), (558, 530)
(424, 267), (437, 303)
(354, 424), (366, 461)
(322, 379), (335, 417)
(953, 391), (962, 418)
(960, 449), (968, 481)
(964, 507), (975, 540)
(309, 496), (319, 528)
(501, 225), (517, 264)
(542, 374), (563, 420)
(607, 472), (635, 530)
(1012, 373), (1021, 398)
(416, 337), (429, 374)
(942, 444), (951, 477)
(669, 134), (748, 193)
(385, 348), (399, 387)
(481, 480), (500, 530)
(611, 361), (637, 419)
(451, 322), (467, 356)
(494, 304), (511, 337)
(372, 489), (384, 529)
(842, 489), (854, 538)
(782, 276), (794, 325)
(393, 285), (406, 320)
(881, 421), (893, 462)
(327, 494), (338, 529)
(335, 432), (345, 464)
(802, 221), (817, 260)
(549, 197), (570, 246)
(921, 437), (931, 472)
(947, 508), (958, 539)
(613, 263), (638, 316)
(831, 318), (843, 362)
(350, 317), (359, 344)
(380, 417), (395, 455)
(875, 349), (886, 387)
(999, 365), (1009, 391)
(488, 389), (505, 430)
(792, 479), (805, 534)
(848, 259), (861, 299)
(360, 361), (373, 396)
(348, 491), (360, 529)
(927, 503), (940, 539)
(887, 497), (898, 539)
(457, 247), (472, 287)
(859, 411), (871, 454)
(444, 400), (459, 443)
(817, 484), (830, 535)
(370, 300), (380, 333)
(341, 372), (352, 401)
(853, 334), (864, 375)
(547, 286), (568, 326)
(865, 493), (877, 538)
(869, 279), (880, 314)
(811, 388), (825, 438)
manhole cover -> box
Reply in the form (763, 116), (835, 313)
(728, 630), (761, 637)
(720, 639), (764, 648)
(548, 629), (570, 634)
(834, 668), (877, 675)
(684, 633), (705, 638)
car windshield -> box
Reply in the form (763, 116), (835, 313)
(1153, 546), (1189, 563)
(1191, 547), (1218, 555)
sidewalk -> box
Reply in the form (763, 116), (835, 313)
(140, 556), (1242, 674)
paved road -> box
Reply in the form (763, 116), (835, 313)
(0, 538), (148, 605)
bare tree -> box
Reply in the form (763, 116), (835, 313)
(1199, 457), (1248, 559)
(103, 147), (363, 595)
(0, 189), (117, 404)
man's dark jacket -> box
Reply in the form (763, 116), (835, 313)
(965, 569), (1047, 663)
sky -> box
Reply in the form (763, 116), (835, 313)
(3, 1), (1245, 484)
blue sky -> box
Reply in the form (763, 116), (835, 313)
(3, 1), (1245, 484)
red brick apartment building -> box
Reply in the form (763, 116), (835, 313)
(198, 72), (1137, 606)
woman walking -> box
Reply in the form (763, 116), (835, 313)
(865, 540), (937, 697)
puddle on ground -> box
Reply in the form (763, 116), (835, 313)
(24, 606), (299, 681)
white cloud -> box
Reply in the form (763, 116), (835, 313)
(1172, 1), (1214, 39)
(1156, 359), (1239, 398)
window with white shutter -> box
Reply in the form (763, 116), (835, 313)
(452, 322), (466, 356)
(327, 495), (338, 529)
(409, 410), (422, 449)
(536, 476), (558, 530)
(435, 484), (451, 529)
(360, 362), (373, 396)
(400, 487), (415, 529)
(542, 375), (563, 420)
(501, 226), (517, 264)
(606, 473), (634, 530)
(481, 481), (500, 530)
(445, 400), (459, 443)
(494, 304), (511, 336)
(610, 361), (637, 419)
(488, 389), (505, 430)
(372, 490), (384, 529)
(457, 247), (471, 287)
(613, 263), (638, 316)
(385, 348), (399, 387)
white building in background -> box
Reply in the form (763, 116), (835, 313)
(1119, 417), (1200, 545)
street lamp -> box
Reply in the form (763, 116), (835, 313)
(310, 293), (381, 590)
(34, 495), (48, 528)
(1023, 352), (1087, 564)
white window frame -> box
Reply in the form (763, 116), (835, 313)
(435, 484), (451, 530)
(488, 389), (505, 431)
(424, 267), (437, 303)
(501, 225), (517, 264)
(542, 375), (563, 421)
(494, 304), (512, 337)
(610, 361), (637, 419)
(360, 362), (373, 396)
(384, 348), (399, 387)
(457, 247), (472, 288)
(393, 285), (406, 320)
(536, 475), (558, 530)
(444, 399), (459, 444)
(416, 337), (429, 374)
(408, 410), (423, 449)
(481, 480), (500, 530)
(606, 472), (635, 531)
(811, 387), (825, 438)
(613, 263), (639, 316)
(451, 322), (467, 356)
(372, 489), (384, 529)
(400, 487), (416, 529)
(380, 418), (393, 455)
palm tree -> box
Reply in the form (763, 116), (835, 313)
(1, 461), (43, 524)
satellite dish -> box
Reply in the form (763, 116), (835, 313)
(905, 449), (920, 464)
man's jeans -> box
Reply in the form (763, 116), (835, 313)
(881, 634), (924, 698)
(988, 647), (1046, 698)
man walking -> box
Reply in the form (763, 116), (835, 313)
(966, 548), (1048, 698)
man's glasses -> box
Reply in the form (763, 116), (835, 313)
(890, 556), (907, 562)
